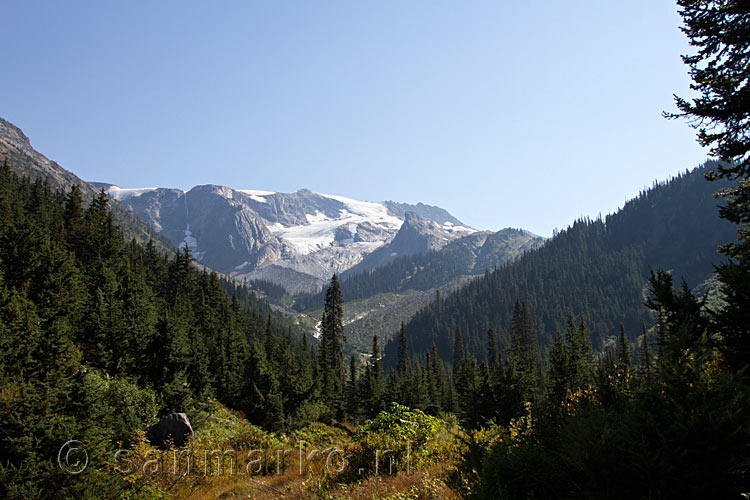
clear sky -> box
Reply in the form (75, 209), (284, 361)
(0, 1), (707, 236)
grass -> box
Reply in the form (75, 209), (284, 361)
(115, 403), (463, 500)
(176, 464), (460, 500)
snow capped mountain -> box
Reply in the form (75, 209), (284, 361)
(101, 183), (475, 293)
(264, 192), (403, 256)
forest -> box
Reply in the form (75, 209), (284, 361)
(1, 1), (750, 498)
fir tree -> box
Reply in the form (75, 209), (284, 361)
(319, 274), (346, 418)
(453, 325), (465, 373)
(364, 335), (386, 417)
(640, 321), (652, 384)
(668, 0), (750, 376)
(397, 321), (409, 374)
(455, 354), (481, 428)
(486, 327), (499, 370)
(346, 355), (360, 423)
(616, 322), (631, 368)
(546, 328), (571, 404)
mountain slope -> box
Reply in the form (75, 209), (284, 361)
(0, 117), (171, 251)
(105, 183), (477, 292)
(343, 212), (480, 275)
(384, 163), (736, 367)
(291, 225), (544, 352)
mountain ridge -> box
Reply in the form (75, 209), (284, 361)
(384, 163), (736, 368)
(0, 117), (172, 252)
(100, 181), (480, 292)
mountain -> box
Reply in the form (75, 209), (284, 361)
(296, 227), (544, 311)
(384, 163), (736, 368)
(292, 226), (544, 353)
(0, 117), (170, 251)
(342, 212), (482, 275)
(0, 117), (85, 192)
(101, 182), (477, 293)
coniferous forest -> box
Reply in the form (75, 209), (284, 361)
(2, 1), (750, 499)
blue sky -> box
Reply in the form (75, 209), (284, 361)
(0, 1), (706, 236)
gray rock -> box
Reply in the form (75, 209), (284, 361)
(146, 413), (194, 449)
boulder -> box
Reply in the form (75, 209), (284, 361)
(146, 413), (194, 449)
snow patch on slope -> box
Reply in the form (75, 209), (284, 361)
(106, 186), (157, 201)
(182, 226), (206, 260)
(266, 193), (404, 256)
(238, 189), (275, 203)
(317, 192), (403, 227)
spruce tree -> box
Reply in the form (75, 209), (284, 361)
(640, 321), (652, 384)
(486, 327), (499, 370)
(453, 325), (465, 373)
(669, 0), (750, 376)
(546, 329), (571, 404)
(397, 321), (409, 374)
(320, 274), (345, 418)
(455, 354), (481, 428)
(511, 300), (543, 398)
(616, 322), (631, 368)
(346, 355), (360, 422)
(365, 335), (386, 417)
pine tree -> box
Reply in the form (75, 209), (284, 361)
(397, 321), (409, 374)
(63, 184), (85, 257)
(364, 335), (386, 417)
(410, 359), (431, 411)
(453, 325), (465, 373)
(546, 328), (571, 404)
(319, 274), (346, 418)
(640, 321), (652, 384)
(567, 315), (594, 390)
(346, 355), (360, 423)
(486, 327), (499, 370)
(668, 0), (750, 376)
(264, 314), (276, 362)
(510, 300), (543, 398)
(424, 350), (440, 414)
(616, 322), (631, 368)
(455, 354), (481, 428)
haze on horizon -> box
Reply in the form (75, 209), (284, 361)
(0, 1), (707, 236)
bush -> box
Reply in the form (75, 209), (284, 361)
(348, 403), (444, 478)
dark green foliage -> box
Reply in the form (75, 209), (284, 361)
(319, 274), (346, 419)
(616, 322), (631, 368)
(0, 166), (318, 497)
(454, 355), (481, 428)
(386, 164), (735, 364)
(510, 301), (543, 392)
(452, 326), (465, 369)
(667, 0), (750, 227)
(397, 322), (409, 374)
(363, 335), (386, 417)
(668, 0), (750, 378)
(472, 274), (750, 499)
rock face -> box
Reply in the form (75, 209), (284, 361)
(103, 183), (477, 293)
(344, 212), (475, 275)
(146, 413), (194, 449)
(0, 117), (85, 193)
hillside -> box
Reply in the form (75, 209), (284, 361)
(290, 225), (543, 350)
(0, 117), (172, 252)
(385, 163), (736, 367)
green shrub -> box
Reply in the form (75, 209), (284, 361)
(348, 403), (444, 477)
